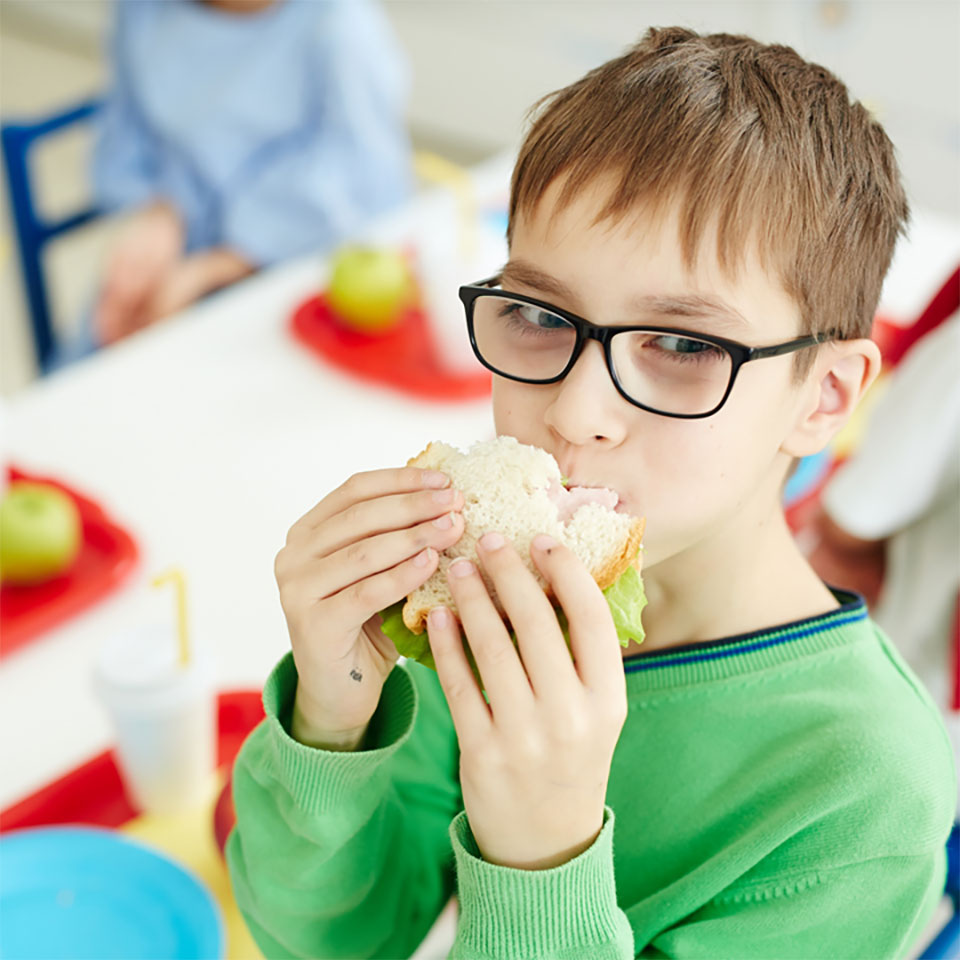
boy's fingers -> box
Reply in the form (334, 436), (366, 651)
(319, 546), (441, 630)
(302, 487), (463, 557)
(427, 607), (492, 749)
(283, 510), (464, 603)
(473, 532), (581, 702)
(445, 557), (534, 727)
(298, 467), (450, 532)
(530, 535), (623, 696)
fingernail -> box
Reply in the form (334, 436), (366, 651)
(532, 534), (557, 551)
(432, 512), (453, 529)
(478, 531), (504, 551)
(449, 558), (475, 578)
(413, 547), (433, 567)
(429, 607), (450, 628)
(423, 471), (449, 488)
(432, 488), (454, 504)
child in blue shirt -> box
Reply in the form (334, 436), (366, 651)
(50, 0), (411, 367)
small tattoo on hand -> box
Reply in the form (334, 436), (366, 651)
(349, 668), (363, 682)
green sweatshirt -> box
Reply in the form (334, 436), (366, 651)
(226, 588), (957, 959)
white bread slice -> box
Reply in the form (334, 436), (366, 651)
(402, 436), (645, 634)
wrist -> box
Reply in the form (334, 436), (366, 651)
(478, 811), (605, 871)
(291, 684), (370, 752)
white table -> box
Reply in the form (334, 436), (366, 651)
(0, 154), (516, 811)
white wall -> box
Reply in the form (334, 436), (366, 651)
(381, 0), (959, 218)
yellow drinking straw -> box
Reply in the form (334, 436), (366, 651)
(413, 149), (477, 260)
(151, 567), (190, 668)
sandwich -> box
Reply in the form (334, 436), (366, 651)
(379, 436), (647, 683)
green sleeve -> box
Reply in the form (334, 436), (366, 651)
(225, 651), (462, 959)
(639, 849), (948, 959)
(447, 803), (635, 959)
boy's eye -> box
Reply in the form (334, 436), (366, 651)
(641, 334), (726, 363)
(497, 302), (571, 332)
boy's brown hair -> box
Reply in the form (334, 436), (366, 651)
(508, 25), (910, 381)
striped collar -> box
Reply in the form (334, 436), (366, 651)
(623, 586), (870, 690)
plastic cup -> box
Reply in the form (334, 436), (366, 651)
(93, 622), (216, 815)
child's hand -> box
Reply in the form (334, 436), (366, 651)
(274, 467), (465, 750)
(94, 200), (183, 345)
(142, 248), (255, 324)
(426, 532), (628, 870)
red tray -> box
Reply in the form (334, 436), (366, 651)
(0, 690), (263, 837)
(290, 292), (492, 401)
(0, 466), (140, 660)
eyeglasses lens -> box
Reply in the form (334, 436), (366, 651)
(470, 294), (733, 416)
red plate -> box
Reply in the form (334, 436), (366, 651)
(290, 292), (492, 401)
(0, 466), (140, 660)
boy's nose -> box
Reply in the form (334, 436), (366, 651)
(544, 340), (627, 445)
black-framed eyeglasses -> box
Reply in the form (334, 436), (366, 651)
(458, 275), (839, 419)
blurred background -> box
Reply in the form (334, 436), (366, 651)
(1, 0), (959, 394)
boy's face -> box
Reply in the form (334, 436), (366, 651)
(494, 175), (813, 569)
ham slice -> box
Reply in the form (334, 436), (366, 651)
(546, 479), (619, 523)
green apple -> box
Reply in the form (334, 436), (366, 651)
(327, 245), (415, 332)
(0, 481), (82, 585)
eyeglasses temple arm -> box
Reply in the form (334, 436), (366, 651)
(748, 332), (836, 360)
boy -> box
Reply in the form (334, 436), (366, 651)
(226, 26), (957, 959)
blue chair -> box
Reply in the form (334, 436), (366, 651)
(920, 820), (960, 959)
(1, 98), (103, 376)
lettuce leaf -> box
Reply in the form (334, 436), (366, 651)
(378, 558), (646, 684)
(604, 563), (647, 648)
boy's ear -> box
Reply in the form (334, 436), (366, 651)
(781, 338), (883, 459)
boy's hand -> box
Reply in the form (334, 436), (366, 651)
(427, 532), (628, 871)
(95, 200), (183, 345)
(274, 467), (465, 750)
